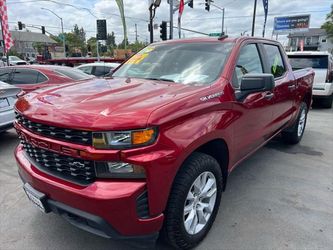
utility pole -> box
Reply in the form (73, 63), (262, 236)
(251, 0), (257, 36)
(222, 8), (225, 35)
(135, 23), (138, 43)
(169, 0), (173, 39)
(149, 5), (154, 43)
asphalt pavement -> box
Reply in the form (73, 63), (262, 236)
(0, 107), (332, 250)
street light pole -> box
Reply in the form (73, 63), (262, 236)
(199, 3), (225, 35)
(169, 0), (173, 39)
(222, 8), (225, 35)
(41, 8), (66, 57)
(251, 0), (257, 36)
(60, 18), (66, 58)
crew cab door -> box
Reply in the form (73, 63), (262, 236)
(261, 44), (296, 131)
(230, 43), (275, 163)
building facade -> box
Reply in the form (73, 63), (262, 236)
(287, 28), (333, 53)
(0, 31), (57, 58)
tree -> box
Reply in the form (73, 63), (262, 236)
(321, 4), (333, 40)
(118, 38), (129, 49)
(106, 32), (116, 48)
(60, 24), (87, 56)
(87, 37), (97, 57)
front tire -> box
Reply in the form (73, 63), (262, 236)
(163, 152), (223, 249)
(281, 102), (308, 144)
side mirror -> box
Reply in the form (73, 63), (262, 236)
(236, 74), (275, 101)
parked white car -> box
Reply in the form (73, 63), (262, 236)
(287, 51), (333, 108)
(1, 56), (28, 66)
(76, 62), (120, 77)
(0, 82), (21, 132)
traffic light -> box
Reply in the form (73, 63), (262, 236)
(96, 19), (107, 40)
(18, 21), (23, 30)
(205, 0), (210, 11)
(160, 21), (167, 41)
(41, 26), (45, 34)
(188, 0), (193, 8)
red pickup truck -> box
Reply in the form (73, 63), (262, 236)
(14, 37), (314, 249)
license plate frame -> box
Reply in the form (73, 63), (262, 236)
(23, 183), (49, 213)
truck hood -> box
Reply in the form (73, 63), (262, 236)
(16, 77), (200, 130)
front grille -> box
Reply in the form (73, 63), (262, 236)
(16, 112), (92, 146)
(21, 140), (96, 185)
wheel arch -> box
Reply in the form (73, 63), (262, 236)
(193, 139), (229, 191)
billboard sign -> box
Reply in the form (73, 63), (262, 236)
(274, 15), (310, 34)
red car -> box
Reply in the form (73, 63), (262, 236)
(14, 37), (314, 249)
(0, 65), (94, 93)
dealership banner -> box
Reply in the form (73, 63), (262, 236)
(273, 15), (310, 34)
(262, 0), (268, 37)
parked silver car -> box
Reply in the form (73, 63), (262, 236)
(1, 56), (28, 66)
(0, 82), (21, 132)
(76, 62), (120, 77)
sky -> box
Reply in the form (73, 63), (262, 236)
(6, 0), (333, 45)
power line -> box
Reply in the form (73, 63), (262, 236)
(184, 9), (329, 21)
(7, 0), (149, 22)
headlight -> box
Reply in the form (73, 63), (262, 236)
(93, 128), (158, 149)
(95, 162), (146, 178)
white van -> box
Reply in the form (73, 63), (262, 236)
(287, 51), (333, 108)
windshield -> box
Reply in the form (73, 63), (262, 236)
(9, 56), (22, 61)
(113, 42), (233, 85)
(288, 55), (329, 70)
(53, 68), (94, 80)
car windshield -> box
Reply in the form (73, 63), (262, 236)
(53, 68), (94, 80)
(9, 56), (22, 61)
(113, 42), (233, 85)
(288, 55), (329, 70)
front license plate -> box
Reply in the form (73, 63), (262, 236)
(23, 183), (47, 213)
(0, 98), (9, 109)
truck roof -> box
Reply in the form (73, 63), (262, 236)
(287, 51), (332, 56)
(154, 36), (280, 45)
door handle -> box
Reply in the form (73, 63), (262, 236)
(288, 84), (296, 90)
(264, 92), (274, 100)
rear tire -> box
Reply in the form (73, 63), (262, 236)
(163, 152), (223, 249)
(321, 95), (332, 109)
(281, 102), (308, 145)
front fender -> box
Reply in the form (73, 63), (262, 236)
(144, 105), (236, 215)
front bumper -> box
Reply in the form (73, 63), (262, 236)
(15, 145), (164, 239)
(313, 82), (333, 97)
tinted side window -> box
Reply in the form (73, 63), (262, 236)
(94, 66), (111, 77)
(233, 44), (263, 89)
(0, 68), (11, 83)
(12, 69), (38, 84)
(37, 73), (48, 83)
(263, 44), (286, 78)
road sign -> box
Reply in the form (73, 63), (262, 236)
(96, 19), (107, 40)
(59, 34), (65, 41)
(209, 33), (222, 37)
(273, 15), (310, 34)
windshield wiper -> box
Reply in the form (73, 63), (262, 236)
(145, 77), (175, 83)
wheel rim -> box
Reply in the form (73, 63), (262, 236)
(183, 171), (217, 235)
(298, 109), (306, 137)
